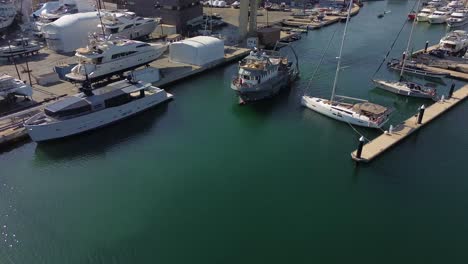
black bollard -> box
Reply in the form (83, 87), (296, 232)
(356, 136), (365, 159)
(448, 82), (455, 98)
(417, 105), (425, 125)
(424, 41), (429, 53)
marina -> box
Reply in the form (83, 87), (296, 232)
(0, 1), (468, 263)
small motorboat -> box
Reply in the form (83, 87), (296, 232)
(0, 38), (41, 58)
(408, 11), (417, 21)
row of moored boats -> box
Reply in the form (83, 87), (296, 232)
(415, 0), (468, 27)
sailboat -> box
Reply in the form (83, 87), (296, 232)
(301, 0), (392, 129)
(373, 0), (437, 100)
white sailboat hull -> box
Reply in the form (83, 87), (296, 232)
(25, 91), (173, 142)
(301, 96), (387, 129)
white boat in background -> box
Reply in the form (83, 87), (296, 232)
(428, 10), (451, 24)
(427, 0), (446, 7)
(98, 10), (158, 40)
(448, 0), (464, 9)
(417, 8), (434, 22)
(0, 0), (16, 31)
(0, 74), (33, 99)
(66, 38), (167, 82)
(446, 11), (468, 27)
(302, 0), (392, 129)
(25, 79), (173, 142)
(439, 30), (468, 53)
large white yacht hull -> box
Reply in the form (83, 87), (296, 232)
(66, 45), (166, 82)
(447, 18), (468, 27)
(25, 91), (173, 142)
(301, 96), (388, 129)
(107, 22), (157, 40)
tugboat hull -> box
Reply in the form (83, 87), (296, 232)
(231, 73), (290, 103)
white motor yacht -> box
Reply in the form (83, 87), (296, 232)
(447, 10), (468, 27)
(65, 38), (167, 82)
(428, 10), (451, 24)
(417, 8), (434, 22)
(0, 0), (16, 31)
(0, 74), (33, 99)
(427, 0), (446, 7)
(98, 10), (158, 40)
(24, 79), (173, 142)
(439, 30), (468, 53)
(448, 1), (464, 9)
(373, 80), (436, 100)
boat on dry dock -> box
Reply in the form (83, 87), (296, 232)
(24, 78), (173, 142)
(98, 10), (158, 40)
(0, 74), (33, 99)
(65, 37), (167, 83)
(0, 38), (41, 58)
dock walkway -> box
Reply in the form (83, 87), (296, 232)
(351, 85), (468, 162)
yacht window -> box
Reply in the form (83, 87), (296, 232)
(137, 17), (144, 20)
(136, 44), (150, 48)
(111, 51), (137, 59)
(104, 93), (132, 108)
(136, 23), (142, 26)
(109, 28), (119, 34)
(124, 24), (133, 30)
(146, 20), (154, 23)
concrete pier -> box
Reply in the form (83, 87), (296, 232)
(351, 84), (468, 163)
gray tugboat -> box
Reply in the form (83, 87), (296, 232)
(231, 49), (298, 103)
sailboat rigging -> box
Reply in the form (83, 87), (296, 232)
(373, 0), (438, 100)
(301, 0), (392, 129)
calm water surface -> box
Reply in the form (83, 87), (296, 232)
(1, 1), (467, 263)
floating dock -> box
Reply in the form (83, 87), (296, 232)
(351, 85), (468, 163)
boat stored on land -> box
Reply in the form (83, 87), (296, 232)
(0, 38), (41, 58)
(0, 0), (16, 31)
(98, 10), (158, 40)
(0, 74), (33, 99)
(231, 49), (298, 103)
(24, 79), (173, 142)
(65, 38), (167, 83)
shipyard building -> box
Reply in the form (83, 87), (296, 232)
(117, 0), (202, 33)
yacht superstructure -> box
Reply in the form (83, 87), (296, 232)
(65, 38), (167, 82)
(98, 10), (158, 40)
(25, 79), (173, 142)
(428, 10), (451, 24)
(439, 30), (468, 53)
(446, 11), (468, 27)
(231, 49), (298, 103)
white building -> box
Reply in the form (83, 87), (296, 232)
(42, 11), (100, 53)
(169, 36), (224, 66)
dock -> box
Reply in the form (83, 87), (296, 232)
(351, 85), (468, 163)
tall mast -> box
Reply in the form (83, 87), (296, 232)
(330, 0), (353, 102)
(400, 0), (420, 79)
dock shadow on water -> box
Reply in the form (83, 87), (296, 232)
(33, 103), (170, 163)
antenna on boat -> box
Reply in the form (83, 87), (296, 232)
(95, 0), (106, 38)
(20, 34), (33, 87)
(400, 0), (421, 81)
(330, 0), (353, 102)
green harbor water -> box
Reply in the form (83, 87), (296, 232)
(1, 1), (468, 263)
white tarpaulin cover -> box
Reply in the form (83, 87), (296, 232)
(169, 36), (224, 66)
(42, 11), (100, 53)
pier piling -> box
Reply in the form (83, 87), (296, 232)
(424, 41), (429, 53)
(448, 83), (455, 98)
(356, 136), (365, 159)
(417, 105), (426, 125)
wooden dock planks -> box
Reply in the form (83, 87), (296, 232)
(351, 85), (468, 162)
